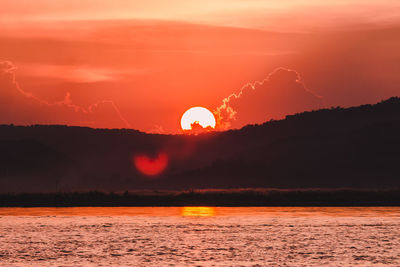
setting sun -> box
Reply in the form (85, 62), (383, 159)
(181, 107), (216, 131)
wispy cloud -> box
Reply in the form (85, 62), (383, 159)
(214, 68), (323, 129)
(0, 60), (131, 128)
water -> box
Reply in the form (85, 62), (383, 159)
(0, 207), (399, 266)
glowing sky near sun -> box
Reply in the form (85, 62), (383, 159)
(0, 0), (399, 132)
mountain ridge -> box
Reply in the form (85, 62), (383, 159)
(0, 97), (399, 192)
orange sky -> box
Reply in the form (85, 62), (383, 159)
(1, 1), (399, 133)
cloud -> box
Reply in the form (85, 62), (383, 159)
(0, 60), (131, 128)
(214, 68), (323, 129)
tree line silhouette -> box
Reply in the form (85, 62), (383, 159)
(1, 189), (400, 207)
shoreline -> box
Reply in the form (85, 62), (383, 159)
(1, 189), (400, 207)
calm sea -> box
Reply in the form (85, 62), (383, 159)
(0, 207), (399, 266)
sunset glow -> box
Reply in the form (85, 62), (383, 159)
(1, 1), (400, 265)
(0, 0), (399, 132)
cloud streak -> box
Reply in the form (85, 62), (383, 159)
(0, 60), (131, 128)
(214, 67), (323, 129)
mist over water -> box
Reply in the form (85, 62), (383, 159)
(0, 207), (399, 266)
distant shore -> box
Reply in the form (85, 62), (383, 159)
(1, 189), (400, 207)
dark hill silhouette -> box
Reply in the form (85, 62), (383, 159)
(0, 97), (400, 193)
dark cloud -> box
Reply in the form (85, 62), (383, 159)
(0, 60), (131, 128)
(215, 68), (323, 129)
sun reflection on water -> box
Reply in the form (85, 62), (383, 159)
(180, 207), (216, 217)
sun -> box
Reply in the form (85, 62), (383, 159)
(181, 106), (216, 131)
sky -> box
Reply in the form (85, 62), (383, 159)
(1, 0), (399, 133)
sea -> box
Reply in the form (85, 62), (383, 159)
(0, 207), (399, 266)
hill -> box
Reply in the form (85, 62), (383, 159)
(0, 97), (399, 193)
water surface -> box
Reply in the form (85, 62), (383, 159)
(0, 207), (399, 266)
